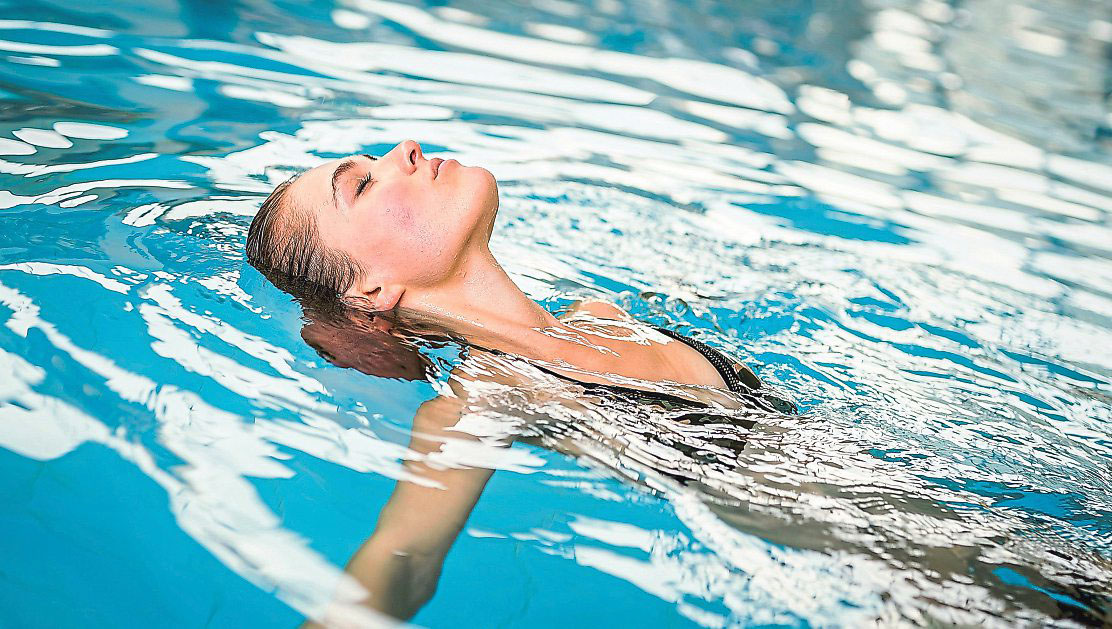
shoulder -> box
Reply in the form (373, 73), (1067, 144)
(561, 299), (633, 322)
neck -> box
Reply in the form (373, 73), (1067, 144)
(397, 247), (562, 354)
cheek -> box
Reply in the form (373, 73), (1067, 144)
(358, 185), (468, 284)
(376, 199), (449, 273)
(386, 203), (416, 232)
(375, 187), (414, 225)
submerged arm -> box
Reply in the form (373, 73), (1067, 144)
(306, 356), (534, 626)
(343, 394), (494, 620)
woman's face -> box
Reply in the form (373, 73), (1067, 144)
(288, 139), (498, 289)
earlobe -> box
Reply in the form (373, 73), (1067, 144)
(346, 284), (403, 312)
(341, 266), (406, 311)
(372, 285), (404, 312)
(343, 274), (403, 312)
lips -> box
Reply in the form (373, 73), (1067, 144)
(430, 157), (444, 179)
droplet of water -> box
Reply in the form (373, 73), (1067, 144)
(614, 291), (635, 310)
(665, 296), (689, 315)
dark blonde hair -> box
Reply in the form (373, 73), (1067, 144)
(245, 175), (365, 299)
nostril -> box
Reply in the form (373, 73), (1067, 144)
(408, 149), (416, 165)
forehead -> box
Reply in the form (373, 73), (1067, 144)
(288, 157), (346, 213)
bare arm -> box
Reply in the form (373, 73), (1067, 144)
(305, 356), (535, 626)
(342, 394), (494, 621)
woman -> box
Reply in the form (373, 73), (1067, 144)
(246, 139), (795, 622)
(247, 139), (790, 409)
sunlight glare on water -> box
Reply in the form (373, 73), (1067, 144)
(0, 0), (1110, 626)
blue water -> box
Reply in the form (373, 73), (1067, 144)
(1, 0), (1110, 626)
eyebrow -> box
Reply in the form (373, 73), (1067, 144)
(330, 154), (377, 206)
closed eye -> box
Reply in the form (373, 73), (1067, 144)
(354, 171), (374, 197)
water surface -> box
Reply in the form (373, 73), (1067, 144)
(0, 0), (1110, 626)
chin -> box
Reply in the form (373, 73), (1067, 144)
(466, 165), (499, 210)
(472, 165), (497, 192)
(459, 166), (498, 244)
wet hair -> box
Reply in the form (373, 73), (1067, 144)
(245, 174), (365, 302)
(245, 174), (437, 381)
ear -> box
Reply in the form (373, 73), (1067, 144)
(371, 285), (404, 312)
(347, 284), (404, 313)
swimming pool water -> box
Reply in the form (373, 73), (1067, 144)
(0, 0), (1110, 626)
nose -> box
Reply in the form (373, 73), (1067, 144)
(395, 139), (422, 175)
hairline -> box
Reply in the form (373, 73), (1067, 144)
(246, 169), (366, 300)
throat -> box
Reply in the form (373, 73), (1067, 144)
(397, 251), (560, 353)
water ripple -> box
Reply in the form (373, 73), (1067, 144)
(0, 0), (1109, 626)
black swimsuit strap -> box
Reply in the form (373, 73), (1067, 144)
(653, 327), (797, 414)
(653, 327), (762, 393)
(536, 359), (793, 413)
